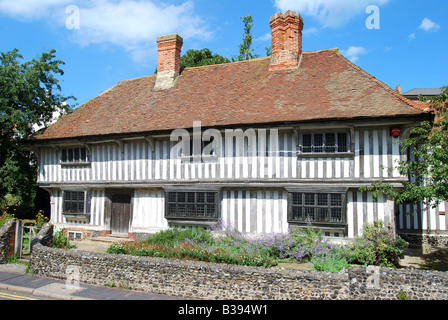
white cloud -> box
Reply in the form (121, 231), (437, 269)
(274, 0), (389, 27)
(341, 46), (367, 63)
(74, 1), (210, 46)
(0, 0), (211, 64)
(256, 32), (272, 41)
(419, 17), (440, 32)
(303, 27), (319, 35)
(408, 33), (415, 40)
(0, 0), (71, 19)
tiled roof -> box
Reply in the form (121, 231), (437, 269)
(31, 49), (429, 142)
(403, 88), (443, 97)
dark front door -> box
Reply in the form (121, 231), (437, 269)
(111, 194), (132, 235)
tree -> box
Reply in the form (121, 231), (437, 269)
(154, 48), (229, 74)
(361, 87), (448, 209)
(180, 48), (230, 69)
(0, 48), (74, 207)
(265, 46), (272, 57)
(233, 15), (260, 62)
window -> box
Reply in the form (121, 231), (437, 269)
(166, 192), (218, 220)
(61, 147), (89, 164)
(68, 231), (83, 240)
(299, 132), (349, 155)
(63, 191), (86, 214)
(289, 192), (346, 226)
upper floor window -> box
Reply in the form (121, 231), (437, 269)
(61, 147), (89, 165)
(298, 132), (350, 155)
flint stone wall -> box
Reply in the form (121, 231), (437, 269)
(29, 225), (448, 300)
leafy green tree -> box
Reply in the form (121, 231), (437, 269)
(265, 46), (272, 56)
(0, 48), (74, 206)
(233, 15), (260, 62)
(361, 87), (448, 209)
(180, 48), (230, 69)
(154, 48), (229, 74)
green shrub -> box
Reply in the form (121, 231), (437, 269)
(311, 253), (349, 273)
(344, 221), (408, 268)
(107, 228), (278, 268)
(52, 229), (76, 249)
(145, 227), (214, 247)
(106, 243), (129, 255)
(105, 223), (406, 270)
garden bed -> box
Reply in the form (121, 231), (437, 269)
(106, 221), (409, 273)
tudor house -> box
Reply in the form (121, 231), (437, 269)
(30, 11), (446, 243)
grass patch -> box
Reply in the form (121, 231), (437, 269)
(6, 255), (30, 273)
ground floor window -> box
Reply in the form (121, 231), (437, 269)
(166, 191), (219, 220)
(63, 191), (86, 214)
(288, 192), (346, 226)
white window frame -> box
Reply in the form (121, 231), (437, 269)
(297, 130), (354, 157)
(60, 147), (90, 166)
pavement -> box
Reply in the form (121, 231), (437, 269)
(0, 238), (188, 301)
(0, 268), (186, 300)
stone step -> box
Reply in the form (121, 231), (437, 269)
(90, 235), (134, 243)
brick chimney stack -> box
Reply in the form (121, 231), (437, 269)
(269, 11), (304, 71)
(154, 34), (183, 91)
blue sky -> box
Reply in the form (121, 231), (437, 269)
(1, 0), (446, 108)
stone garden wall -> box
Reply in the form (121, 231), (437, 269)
(29, 224), (448, 300)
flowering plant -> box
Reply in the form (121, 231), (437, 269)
(0, 206), (15, 228)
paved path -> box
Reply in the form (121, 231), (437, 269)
(0, 269), (186, 300)
(0, 239), (190, 300)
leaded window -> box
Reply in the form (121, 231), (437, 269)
(61, 147), (89, 164)
(299, 132), (349, 154)
(63, 191), (86, 214)
(166, 192), (218, 220)
(289, 192), (346, 225)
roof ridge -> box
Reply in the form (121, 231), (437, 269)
(117, 74), (156, 85)
(182, 56), (271, 72)
(333, 50), (429, 112)
(303, 48), (339, 55)
(182, 50), (339, 72)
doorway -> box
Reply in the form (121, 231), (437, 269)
(110, 194), (132, 235)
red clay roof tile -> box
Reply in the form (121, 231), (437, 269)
(31, 49), (428, 141)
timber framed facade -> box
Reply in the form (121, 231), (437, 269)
(34, 117), (446, 240)
(30, 11), (446, 243)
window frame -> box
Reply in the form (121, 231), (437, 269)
(165, 191), (220, 223)
(62, 190), (91, 221)
(297, 130), (353, 157)
(60, 147), (90, 166)
(287, 188), (348, 230)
